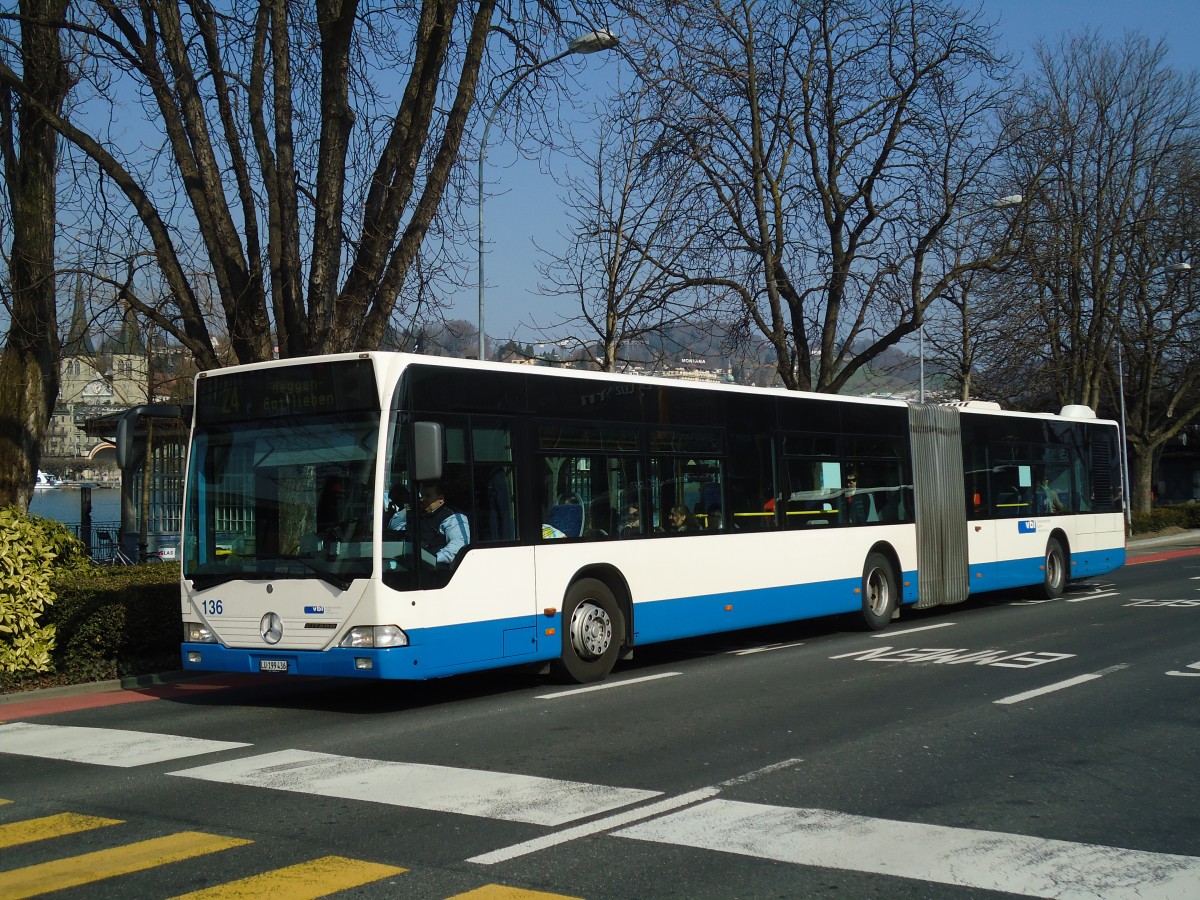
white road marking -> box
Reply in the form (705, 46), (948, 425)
(1167, 661), (1200, 677)
(0, 722), (249, 767)
(468, 788), (720, 865)
(614, 798), (1200, 899)
(535, 672), (681, 699)
(718, 759), (804, 787)
(171, 749), (660, 826)
(994, 664), (1129, 705)
(1066, 591), (1120, 602)
(728, 641), (806, 655)
(871, 622), (956, 638)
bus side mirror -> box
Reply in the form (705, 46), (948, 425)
(413, 421), (444, 482)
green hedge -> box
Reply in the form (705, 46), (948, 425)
(1130, 503), (1200, 535)
(0, 508), (180, 693)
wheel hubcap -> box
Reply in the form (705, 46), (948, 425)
(1047, 550), (1062, 588)
(866, 568), (889, 616)
(569, 601), (612, 660)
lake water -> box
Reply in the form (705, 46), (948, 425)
(29, 486), (122, 527)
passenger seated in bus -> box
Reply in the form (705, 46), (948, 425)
(619, 504), (641, 537)
(669, 505), (701, 533)
(704, 503), (722, 530)
(1036, 476), (1064, 514)
(843, 469), (875, 524)
(417, 480), (470, 565)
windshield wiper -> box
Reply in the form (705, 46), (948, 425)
(273, 555), (355, 591)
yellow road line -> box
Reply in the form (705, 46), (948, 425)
(0, 831), (250, 899)
(447, 886), (585, 900)
(169, 855), (406, 899)
(0, 813), (123, 849)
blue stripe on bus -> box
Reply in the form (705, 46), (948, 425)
(181, 547), (1122, 681)
(631, 578), (864, 645)
(968, 546), (1126, 594)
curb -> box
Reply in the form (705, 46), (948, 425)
(0, 670), (191, 707)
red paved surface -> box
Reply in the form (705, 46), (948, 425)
(0, 675), (283, 721)
(1126, 547), (1200, 566)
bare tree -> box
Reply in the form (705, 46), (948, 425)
(1000, 32), (1200, 412)
(924, 202), (1032, 401)
(535, 85), (724, 371)
(0, 1), (585, 370)
(607, 0), (1013, 392)
(0, 0), (70, 509)
(1118, 156), (1200, 512)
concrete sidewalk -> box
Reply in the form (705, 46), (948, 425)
(1126, 528), (1200, 558)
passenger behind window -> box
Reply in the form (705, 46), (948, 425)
(703, 503), (722, 530)
(843, 468), (875, 525)
(619, 503), (641, 537)
(668, 505), (701, 533)
(1036, 476), (1064, 514)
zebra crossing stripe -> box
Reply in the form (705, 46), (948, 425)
(172, 749), (661, 826)
(167, 855), (406, 899)
(0, 813), (122, 849)
(0, 722), (249, 767)
(615, 798), (1200, 899)
(0, 831), (251, 899)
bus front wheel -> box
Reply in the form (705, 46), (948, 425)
(860, 552), (898, 631)
(1038, 537), (1067, 599)
(551, 578), (625, 684)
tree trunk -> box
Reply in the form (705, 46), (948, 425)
(0, 0), (69, 510)
(1128, 445), (1156, 515)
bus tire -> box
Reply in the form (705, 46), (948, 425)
(1038, 537), (1067, 599)
(860, 552), (898, 631)
(551, 578), (625, 684)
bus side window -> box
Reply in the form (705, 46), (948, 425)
(472, 422), (516, 543)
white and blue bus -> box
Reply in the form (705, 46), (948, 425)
(179, 353), (1126, 683)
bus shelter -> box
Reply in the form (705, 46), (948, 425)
(85, 404), (191, 562)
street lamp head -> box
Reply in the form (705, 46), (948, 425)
(568, 28), (620, 55)
(1167, 261), (1193, 274)
(992, 194), (1023, 209)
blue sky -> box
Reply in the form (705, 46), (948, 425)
(462, 1), (1200, 346)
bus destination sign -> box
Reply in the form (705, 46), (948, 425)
(196, 359), (378, 424)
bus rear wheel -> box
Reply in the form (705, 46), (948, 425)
(860, 552), (898, 631)
(551, 578), (625, 684)
(1038, 537), (1067, 599)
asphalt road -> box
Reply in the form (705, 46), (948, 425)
(2, 536), (1199, 899)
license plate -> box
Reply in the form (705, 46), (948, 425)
(259, 659), (289, 672)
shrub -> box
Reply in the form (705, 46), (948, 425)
(45, 564), (181, 685)
(0, 505), (180, 692)
(1131, 502), (1200, 535)
(0, 506), (76, 674)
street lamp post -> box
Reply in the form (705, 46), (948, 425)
(476, 29), (619, 362)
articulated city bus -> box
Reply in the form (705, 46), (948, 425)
(179, 353), (1125, 683)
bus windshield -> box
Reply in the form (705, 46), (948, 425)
(183, 360), (381, 589)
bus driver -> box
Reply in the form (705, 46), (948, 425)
(416, 481), (470, 566)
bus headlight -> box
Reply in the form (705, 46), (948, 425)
(184, 622), (217, 643)
(339, 625), (408, 648)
